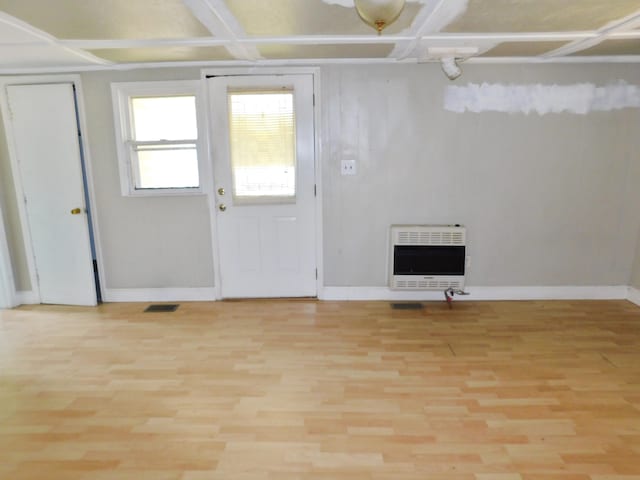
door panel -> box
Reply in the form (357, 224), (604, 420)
(208, 74), (316, 298)
(7, 83), (96, 306)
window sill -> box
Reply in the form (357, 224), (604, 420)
(124, 187), (205, 198)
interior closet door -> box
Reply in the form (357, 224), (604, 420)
(6, 83), (96, 306)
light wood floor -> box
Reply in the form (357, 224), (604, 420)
(1, 299), (640, 479)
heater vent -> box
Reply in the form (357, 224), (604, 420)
(393, 279), (463, 290)
(390, 225), (466, 291)
(396, 229), (465, 246)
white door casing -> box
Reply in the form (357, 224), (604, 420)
(0, 201), (16, 308)
(6, 83), (96, 306)
(208, 74), (317, 298)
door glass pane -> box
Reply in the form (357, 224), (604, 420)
(228, 89), (296, 201)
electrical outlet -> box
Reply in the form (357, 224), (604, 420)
(341, 159), (357, 175)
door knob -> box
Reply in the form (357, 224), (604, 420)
(219, 204), (227, 212)
(217, 187), (225, 196)
(70, 208), (82, 215)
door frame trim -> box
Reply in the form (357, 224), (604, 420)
(0, 75), (106, 305)
(0, 201), (17, 308)
(201, 66), (323, 299)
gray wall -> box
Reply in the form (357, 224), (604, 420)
(1, 63), (640, 297)
(80, 68), (215, 289)
(321, 63), (640, 287)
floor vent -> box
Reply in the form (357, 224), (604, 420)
(390, 302), (423, 310)
(144, 304), (179, 313)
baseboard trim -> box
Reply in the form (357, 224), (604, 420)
(16, 290), (39, 305)
(16, 285), (639, 305)
(627, 286), (640, 307)
(103, 287), (216, 303)
(320, 286), (629, 301)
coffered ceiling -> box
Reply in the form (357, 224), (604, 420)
(0, 0), (639, 72)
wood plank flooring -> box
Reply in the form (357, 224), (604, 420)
(1, 299), (639, 479)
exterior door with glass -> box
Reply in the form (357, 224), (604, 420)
(208, 74), (316, 298)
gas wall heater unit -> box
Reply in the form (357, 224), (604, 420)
(390, 225), (466, 290)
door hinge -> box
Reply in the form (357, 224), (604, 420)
(312, 94), (315, 106)
(313, 184), (317, 197)
(315, 268), (318, 280)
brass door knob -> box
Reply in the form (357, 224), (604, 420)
(70, 208), (82, 215)
(219, 204), (227, 212)
(217, 187), (225, 196)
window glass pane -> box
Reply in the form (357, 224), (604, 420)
(228, 90), (296, 199)
(131, 95), (197, 141)
(135, 146), (199, 189)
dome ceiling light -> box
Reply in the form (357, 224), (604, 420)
(354, 0), (406, 34)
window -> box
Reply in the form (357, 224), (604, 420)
(111, 81), (203, 196)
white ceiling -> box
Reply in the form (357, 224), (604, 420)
(0, 0), (639, 73)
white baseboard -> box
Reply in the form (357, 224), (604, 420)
(16, 290), (39, 305)
(627, 286), (640, 307)
(15, 285), (640, 305)
(320, 285), (629, 301)
(103, 287), (216, 303)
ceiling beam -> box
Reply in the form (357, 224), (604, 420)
(182, 0), (261, 61)
(3, 53), (640, 77)
(58, 30), (640, 51)
(392, 0), (471, 59)
(0, 11), (110, 66)
(544, 9), (640, 58)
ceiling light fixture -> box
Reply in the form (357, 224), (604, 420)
(440, 57), (462, 81)
(426, 47), (478, 81)
(354, 0), (406, 34)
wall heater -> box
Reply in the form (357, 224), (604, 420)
(389, 225), (466, 290)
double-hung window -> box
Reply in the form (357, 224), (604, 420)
(111, 81), (203, 196)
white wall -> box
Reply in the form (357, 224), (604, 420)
(320, 63), (640, 287)
(0, 114), (30, 292)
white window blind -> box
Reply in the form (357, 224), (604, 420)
(228, 89), (296, 199)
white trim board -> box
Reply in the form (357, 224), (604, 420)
(2, 54), (640, 76)
(16, 290), (39, 305)
(11, 286), (640, 306)
(102, 288), (216, 303)
(628, 286), (640, 307)
(0, 202), (17, 308)
(320, 286), (629, 301)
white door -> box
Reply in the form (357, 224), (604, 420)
(6, 83), (96, 306)
(208, 74), (316, 298)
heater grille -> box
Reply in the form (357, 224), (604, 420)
(390, 225), (466, 291)
(395, 279), (463, 290)
(396, 229), (465, 246)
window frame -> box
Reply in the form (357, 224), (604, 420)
(111, 80), (205, 197)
